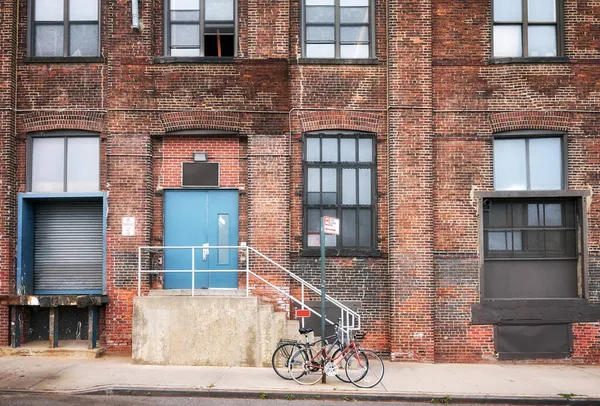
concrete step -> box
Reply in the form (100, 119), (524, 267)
(134, 295), (274, 366)
(256, 304), (284, 367)
(147, 289), (246, 297)
(134, 293), (302, 367)
(0, 340), (105, 359)
(284, 318), (302, 341)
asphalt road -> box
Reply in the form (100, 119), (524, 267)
(0, 393), (522, 406)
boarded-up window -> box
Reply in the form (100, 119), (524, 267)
(182, 162), (219, 187)
(495, 324), (572, 360)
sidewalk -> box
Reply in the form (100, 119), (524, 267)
(1, 355), (600, 403)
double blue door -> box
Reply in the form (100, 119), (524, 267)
(164, 189), (239, 289)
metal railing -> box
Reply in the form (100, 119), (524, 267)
(137, 245), (361, 343)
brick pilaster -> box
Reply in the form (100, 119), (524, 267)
(388, 0), (435, 362)
(0, 0), (18, 347)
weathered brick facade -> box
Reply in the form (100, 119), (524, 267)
(0, 0), (18, 348)
(0, 0), (598, 362)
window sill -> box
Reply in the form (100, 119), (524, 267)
(299, 248), (382, 258)
(23, 56), (105, 64)
(488, 57), (569, 65)
(154, 56), (235, 64)
(296, 58), (380, 65)
(474, 190), (591, 198)
(484, 257), (578, 261)
(471, 299), (600, 325)
(20, 192), (106, 200)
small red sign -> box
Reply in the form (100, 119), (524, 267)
(295, 309), (311, 318)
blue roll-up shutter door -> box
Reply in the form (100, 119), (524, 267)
(34, 201), (103, 293)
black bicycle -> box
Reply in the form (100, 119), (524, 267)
(271, 325), (353, 383)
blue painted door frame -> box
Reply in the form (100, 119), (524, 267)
(17, 193), (107, 295)
(164, 189), (239, 289)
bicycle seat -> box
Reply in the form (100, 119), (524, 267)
(299, 327), (313, 335)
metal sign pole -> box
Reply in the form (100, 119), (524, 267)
(320, 216), (327, 384)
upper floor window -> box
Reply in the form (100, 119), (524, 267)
(493, 135), (564, 190)
(30, 0), (100, 57)
(165, 0), (236, 57)
(492, 0), (562, 58)
(304, 132), (376, 252)
(29, 132), (100, 193)
(302, 0), (373, 59)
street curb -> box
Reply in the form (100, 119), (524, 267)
(2, 387), (600, 405)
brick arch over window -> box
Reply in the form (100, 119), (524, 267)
(160, 112), (241, 133)
(489, 112), (571, 133)
(19, 112), (105, 133)
(298, 111), (385, 134)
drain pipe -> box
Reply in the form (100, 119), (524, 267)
(131, 0), (140, 30)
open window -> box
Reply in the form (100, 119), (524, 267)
(165, 0), (236, 57)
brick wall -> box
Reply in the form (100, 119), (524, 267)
(0, 0), (598, 362)
(0, 0), (18, 346)
(431, 0), (600, 363)
(387, 0), (435, 362)
(288, 110), (389, 349)
(291, 257), (390, 354)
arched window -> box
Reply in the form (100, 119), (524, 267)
(303, 131), (376, 253)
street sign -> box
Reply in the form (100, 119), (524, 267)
(319, 215), (337, 384)
(323, 216), (340, 235)
(295, 309), (311, 318)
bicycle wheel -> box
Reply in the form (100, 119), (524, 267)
(345, 349), (385, 388)
(288, 348), (323, 385)
(342, 349), (368, 383)
(272, 342), (302, 380)
(330, 347), (351, 383)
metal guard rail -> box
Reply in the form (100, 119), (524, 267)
(137, 245), (361, 344)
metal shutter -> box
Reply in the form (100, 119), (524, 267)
(34, 201), (103, 292)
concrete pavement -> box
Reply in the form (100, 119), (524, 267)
(0, 355), (599, 403)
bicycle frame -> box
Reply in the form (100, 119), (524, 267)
(301, 338), (361, 373)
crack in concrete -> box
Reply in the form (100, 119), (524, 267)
(28, 363), (80, 391)
(207, 367), (231, 388)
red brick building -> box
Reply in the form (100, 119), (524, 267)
(0, 0), (599, 362)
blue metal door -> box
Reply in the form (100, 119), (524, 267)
(164, 189), (238, 289)
(206, 189), (239, 288)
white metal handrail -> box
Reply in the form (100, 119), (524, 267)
(137, 245), (361, 343)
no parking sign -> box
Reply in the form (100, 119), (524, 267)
(323, 216), (339, 235)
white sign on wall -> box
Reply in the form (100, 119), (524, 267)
(122, 217), (135, 236)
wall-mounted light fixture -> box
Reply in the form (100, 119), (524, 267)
(193, 152), (208, 162)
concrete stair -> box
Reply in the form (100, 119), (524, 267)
(147, 289), (246, 296)
(0, 340), (105, 358)
(133, 293), (300, 367)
